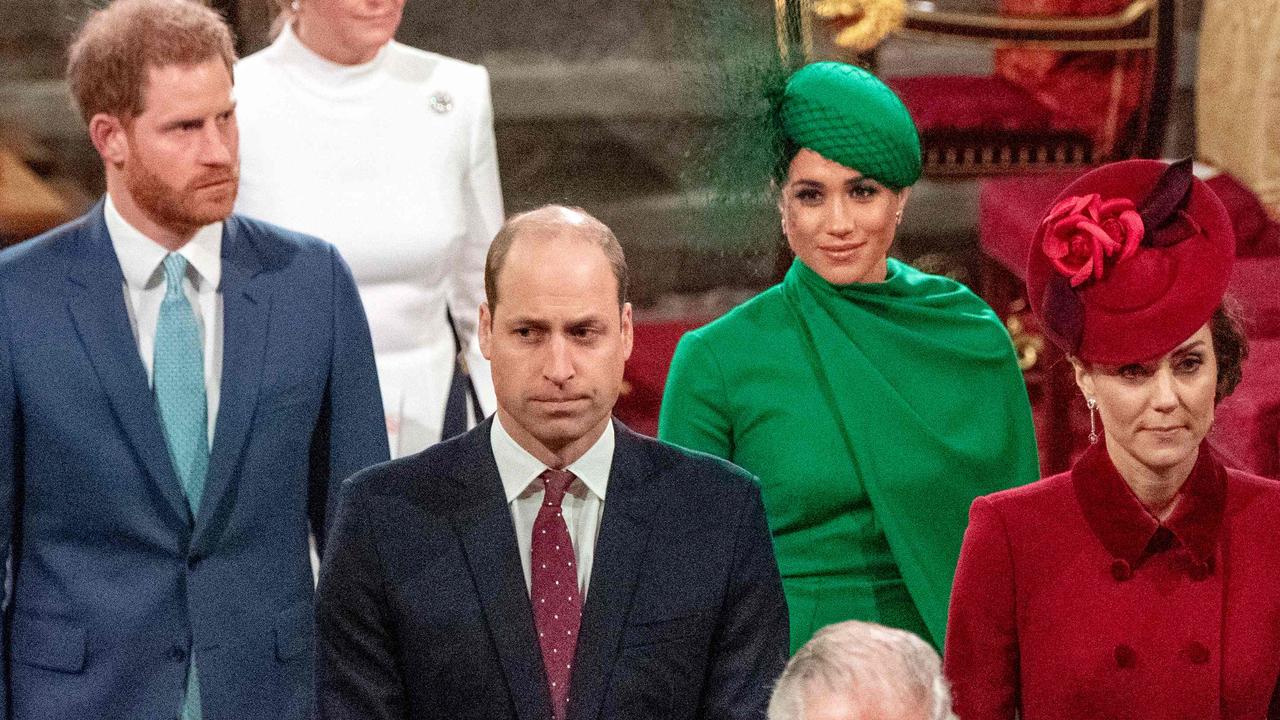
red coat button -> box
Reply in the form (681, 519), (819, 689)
(1110, 559), (1132, 581)
(1114, 644), (1136, 668)
(1189, 562), (1210, 581)
(1187, 641), (1211, 665)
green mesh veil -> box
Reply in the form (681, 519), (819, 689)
(666, 0), (785, 251)
(672, 2), (921, 252)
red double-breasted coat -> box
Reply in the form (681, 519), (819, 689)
(944, 441), (1280, 720)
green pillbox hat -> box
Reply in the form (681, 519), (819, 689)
(781, 61), (922, 189)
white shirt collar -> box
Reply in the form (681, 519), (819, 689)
(104, 193), (223, 292)
(491, 413), (613, 504)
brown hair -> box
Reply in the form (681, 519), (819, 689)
(67, 0), (236, 125)
(1210, 297), (1249, 402)
(484, 205), (629, 311)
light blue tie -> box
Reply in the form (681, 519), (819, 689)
(153, 253), (207, 720)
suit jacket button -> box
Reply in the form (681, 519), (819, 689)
(1114, 644), (1136, 668)
(1187, 641), (1210, 665)
(187, 555), (201, 570)
(170, 647), (188, 663)
(1110, 559), (1132, 581)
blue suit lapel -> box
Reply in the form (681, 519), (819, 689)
(567, 421), (659, 720)
(193, 216), (272, 550)
(451, 421), (553, 720)
(64, 201), (191, 525)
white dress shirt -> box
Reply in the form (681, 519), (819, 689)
(104, 194), (224, 442)
(491, 415), (614, 599)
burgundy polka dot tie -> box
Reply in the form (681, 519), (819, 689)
(532, 469), (582, 720)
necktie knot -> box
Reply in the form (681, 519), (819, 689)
(162, 253), (189, 298)
(539, 469), (575, 508)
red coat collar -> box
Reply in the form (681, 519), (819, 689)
(1071, 439), (1225, 569)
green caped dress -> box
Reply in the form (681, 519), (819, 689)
(658, 257), (1039, 653)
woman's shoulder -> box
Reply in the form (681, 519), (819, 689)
(891, 258), (1000, 318)
(975, 471), (1073, 516)
(667, 286), (797, 380)
(234, 40), (284, 86)
(957, 473), (1079, 558)
(685, 284), (791, 343)
(384, 42), (490, 86)
(1226, 466), (1280, 486)
(1225, 466), (1280, 512)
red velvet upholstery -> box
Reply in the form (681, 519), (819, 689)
(1206, 177), (1280, 258)
(887, 76), (1054, 134)
(1231, 257), (1280, 340)
(1212, 339), (1280, 479)
(615, 319), (710, 437)
(979, 170), (1082, 277)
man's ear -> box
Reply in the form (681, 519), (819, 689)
(620, 302), (634, 362)
(478, 302), (494, 360)
(89, 113), (129, 167)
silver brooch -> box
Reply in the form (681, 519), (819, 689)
(429, 92), (454, 114)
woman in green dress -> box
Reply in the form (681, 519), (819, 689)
(658, 61), (1039, 653)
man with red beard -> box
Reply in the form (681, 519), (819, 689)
(0, 1), (388, 718)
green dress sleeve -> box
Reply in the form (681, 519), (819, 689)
(658, 331), (732, 459)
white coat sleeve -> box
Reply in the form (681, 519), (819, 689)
(449, 64), (502, 416)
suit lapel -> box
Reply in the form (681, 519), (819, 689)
(568, 422), (660, 720)
(65, 203), (191, 525)
(192, 217), (273, 549)
(451, 421), (552, 720)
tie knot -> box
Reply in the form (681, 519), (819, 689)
(539, 469), (576, 507)
(162, 253), (189, 297)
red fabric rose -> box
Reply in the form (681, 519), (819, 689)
(1040, 192), (1144, 286)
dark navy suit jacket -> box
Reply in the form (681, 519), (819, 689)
(0, 202), (389, 719)
(316, 418), (789, 720)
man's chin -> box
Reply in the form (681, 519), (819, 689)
(182, 197), (236, 226)
(532, 418), (585, 443)
(136, 194), (235, 235)
(530, 414), (609, 446)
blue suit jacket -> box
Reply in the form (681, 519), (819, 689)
(316, 418), (789, 720)
(0, 203), (389, 719)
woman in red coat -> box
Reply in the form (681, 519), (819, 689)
(944, 158), (1280, 720)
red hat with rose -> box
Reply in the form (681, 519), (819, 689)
(1026, 158), (1235, 365)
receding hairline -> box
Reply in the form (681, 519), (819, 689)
(484, 205), (629, 310)
(502, 206), (613, 244)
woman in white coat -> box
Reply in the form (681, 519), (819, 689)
(235, 0), (502, 456)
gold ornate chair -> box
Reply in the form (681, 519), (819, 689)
(775, 0), (1177, 177)
(0, 144), (72, 247)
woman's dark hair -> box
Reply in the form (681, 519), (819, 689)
(1211, 296), (1249, 402)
